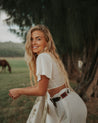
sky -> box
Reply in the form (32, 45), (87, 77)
(0, 11), (23, 43)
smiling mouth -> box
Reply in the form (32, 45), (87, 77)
(32, 46), (39, 49)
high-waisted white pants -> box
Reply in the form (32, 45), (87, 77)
(46, 88), (87, 123)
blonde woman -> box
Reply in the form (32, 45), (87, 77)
(9, 25), (87, 123)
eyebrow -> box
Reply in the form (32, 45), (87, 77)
(35, 36), (41, 38)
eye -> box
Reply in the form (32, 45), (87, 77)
(37, 38), (41, 41)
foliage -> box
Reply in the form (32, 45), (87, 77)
(0, 0), (98, 55)
(0, 42), (25, 57)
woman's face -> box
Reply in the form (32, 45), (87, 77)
(31, 30), (47, 54)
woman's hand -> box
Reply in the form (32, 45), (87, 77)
(9, 88), (21, 99)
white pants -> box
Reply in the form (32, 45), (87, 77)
(46, 89), (87, 123)
(27, 89), (87, 123)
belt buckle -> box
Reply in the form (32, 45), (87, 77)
(60, 92), (67, 98)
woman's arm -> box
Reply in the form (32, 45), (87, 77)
(9, 75), (49, 99)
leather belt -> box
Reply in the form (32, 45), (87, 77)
(50, 89), (70, 107)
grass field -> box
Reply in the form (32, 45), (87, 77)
(0, 57), (97, 123)
(0, 42), (25, 57)
(0, 58), (36, 123)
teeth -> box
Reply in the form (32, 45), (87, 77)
(33, 46), (38, 48)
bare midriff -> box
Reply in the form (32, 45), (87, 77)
(48, 84), (66, 97)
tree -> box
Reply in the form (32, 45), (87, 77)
(0, 0), (98, 101)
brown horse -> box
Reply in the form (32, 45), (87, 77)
(0, 59), (11, 73)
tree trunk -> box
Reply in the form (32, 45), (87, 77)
(62, 53), (81, 80)
(86, 67), (98, 98)
(76, 48), (98, 101)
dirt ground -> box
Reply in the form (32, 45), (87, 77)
(86, 97), (98, 123)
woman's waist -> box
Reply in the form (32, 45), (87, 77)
(48, 84), (69, 97)
(48, 86), (71, 107)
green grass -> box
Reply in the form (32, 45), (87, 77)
(0, 58), (36, 123)
(0, 58), (97, 123)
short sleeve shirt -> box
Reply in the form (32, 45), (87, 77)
(36, 53), (65, 90)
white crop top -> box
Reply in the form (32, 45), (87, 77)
(36, 52), (65, 89)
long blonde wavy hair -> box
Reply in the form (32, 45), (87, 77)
(25, 25), (72, 90)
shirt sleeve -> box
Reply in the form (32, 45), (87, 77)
(36, 53), (52, 81)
